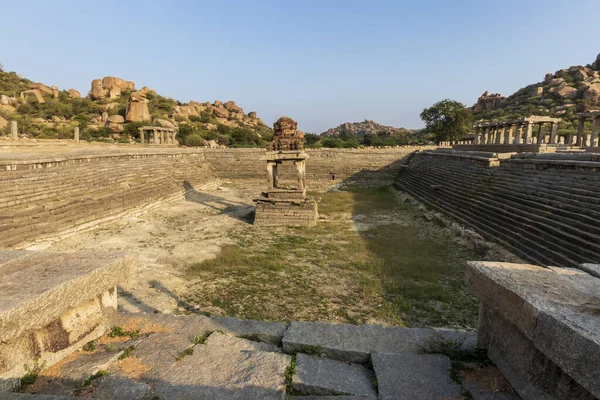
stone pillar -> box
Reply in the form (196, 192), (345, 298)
(161, 131), (165, 144)
(550, 122), (559, 144)
(267, 161), (276, 190)
(10, 120), (18, 140)
(153, 129), (159, 144)
(139, 129), (145, 144)
(504, 125), (513, 145)
(295, 160), (307, 193)
(536, 123), (545, 144)
(524, 122), (533, 144)
(514, 124), (522, 144)
(592, 117), (600, 148)
(559, 136), (565, 145)
(74, 127), (80, 143)
(577, 117), (586, 146)
(495, 125), (503, 144)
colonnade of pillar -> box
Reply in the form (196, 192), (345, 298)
(574, 113), (600, 148)
(139, 127), (178, 145)
(473, 117), (561, 146)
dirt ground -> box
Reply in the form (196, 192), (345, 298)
(48, 183), (519, 329)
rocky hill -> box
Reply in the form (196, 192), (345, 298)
(0, 69), (272, 147)
(323, 119), (411, 138)
(473, 53), (600, 133)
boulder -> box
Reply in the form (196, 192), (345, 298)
(224, 101), (243, 113)
(29, 82), (53, 95)
(89, 79), (105, 99)
(575, 69), (589, 81)
(583, 83), (600, 102)
(213, 107), (229, 118)
(0, 95), (13, 105)
(592, 53), (600, 71)
(548, 77), (565, 87)
(154, 118), (176, 128)
(125, 91), (150, 122)
(51, 85), (59, 99)
(102, 102), (120, 111)
(556, 84), (578, 99)
(533, 86), (543, 96)
(101, 111), (109, 122)
(207, 140), (219, 148)
(67, 89), (81, 98)
(248, 111), (258, 119)
(473, 91), (504, 112)
(138, 86), (156, 96)
(213, 100), (224, 107)
(102, 76), (135, 98)
(20, 89), (44, 103)
(107, 115), (125, 124)
(51, 116), (61, 123)
(544, 73), (554, 82)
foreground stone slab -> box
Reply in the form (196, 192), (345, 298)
(92, 374), (151, 400)
(0, 251), (135, 391)
(116, 312), (288, 345)
(152, 332), (291, 400)
(282, 321), (433, 362)
(372, 353), (461, 400)
(466, 261), (600, 400)
(292, 353), (376, 398)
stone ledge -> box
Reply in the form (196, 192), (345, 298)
(0, 251), (136, 390)
(466, 261), (600, 399)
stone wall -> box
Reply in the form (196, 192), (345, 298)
(396, 150), (600, 268)
(0, 147), (423, 249)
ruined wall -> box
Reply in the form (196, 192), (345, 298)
(0, 152), (216, 248)
(204, 148), (426, 189)
(0, 147), (424, 249)
(396, 151), (600, 268)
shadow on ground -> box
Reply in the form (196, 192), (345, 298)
(183, 181), (254, 224)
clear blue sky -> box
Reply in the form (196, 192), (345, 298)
(2, 1), (599, 132)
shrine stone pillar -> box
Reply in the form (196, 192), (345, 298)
(577, 117), (586, 146)
(550, 122), (559, 144)
(10, 121), (18, 140)
(524, 122), (533, 144)
(504, 125), (513, 145)
(495, 124), (503, 144)
(537, 123), (545, 144)
(74, 127), (80, 143)
(592, 117), (600, 148)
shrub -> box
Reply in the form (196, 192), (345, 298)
(185, 134), (205, 147)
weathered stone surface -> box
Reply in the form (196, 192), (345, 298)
(125, 92), (150, 122)
(54, 348), (121, 382)
(153, 332), (290, 400)
(282, 321), (434, 362)
(92, 374), (151, 400)
(372, 353), (461, 400)
(0, 394), (78, 399)
(463, 381), (521, 400)
(131, 332), (194, 378)
(67, 89), (80, 98)
(29, 82), (53, 95)
(210, 316), (288, 345)
(466, 261), (600, 399)
(20, 89), (44, 103)
(107, 115), (125, 124)
(432, 328), (477, 350)
(292, 353), (376, 398)
(579, 263), (600, 279)
(213, 106), (229, 118)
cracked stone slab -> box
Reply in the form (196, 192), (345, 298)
(130, 332), (195, 379)
(53, 348), (122, 383)
(463, 381), (521, 400)
(116, 313), (288, 345)
(282, 321), (434, 362)
(431, 328), (477, 350)
(292, 353), (376, 398)
(152, 332), (291, 400)
(372, 353), (461, 400)
(91, 374), (151, 400)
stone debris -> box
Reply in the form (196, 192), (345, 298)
(372, 353), (462, 400)
(292, 353), (376, 398)
(282, 321), (434, 362)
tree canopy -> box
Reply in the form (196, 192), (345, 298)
(420, 99), (473, 142)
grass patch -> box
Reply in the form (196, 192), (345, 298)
(82, 370), (108, 387)
(302, 345), (322, 355)
(108, 326), (140, 339)
(176, 347), (194, 361)
(83, 341), (97, 352)
(20, 360), (45, 387)
(285, 354), (297, 395)
(185, 186), (480, 328)
(118, 345), (136, 360)
(193, 331), (213, 345)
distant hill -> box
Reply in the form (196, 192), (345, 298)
(0, 67), (272, 146)
(323, 119), (412, 138)
(473, 53), (600, 133)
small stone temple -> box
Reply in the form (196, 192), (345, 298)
(253, 117), (318, 227)
(138, 126), (178, 145)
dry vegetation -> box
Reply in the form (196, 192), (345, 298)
(185, 186), (481, 328)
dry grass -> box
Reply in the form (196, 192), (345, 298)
(184, 186), (480, 328)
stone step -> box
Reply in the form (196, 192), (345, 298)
(151, 332), (291, 400)
(291, 353), (376, 398)
(372, 353), (462, 400)
(282, 321), (434, 363)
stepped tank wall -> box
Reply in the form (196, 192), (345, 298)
(396, 150), (600, 268)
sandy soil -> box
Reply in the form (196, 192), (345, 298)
(48, 183), (256, 314)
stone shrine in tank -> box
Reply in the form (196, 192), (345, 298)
(253, 117), (318, 227)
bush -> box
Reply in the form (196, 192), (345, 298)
(321, 137), (344, 148)
(185, 134), (205, 147)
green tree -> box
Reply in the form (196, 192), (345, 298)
(420, 99), (473, 142)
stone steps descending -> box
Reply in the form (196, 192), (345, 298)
(10, 313), (516, 400)
(397, 154), (600, 268)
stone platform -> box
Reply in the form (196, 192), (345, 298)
(5, 312), (519, 400)
(254, 197), (319, 227)
(0, 251), (135, 391)
(466, 261), (600, 400)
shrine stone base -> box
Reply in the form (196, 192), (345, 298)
(254, 198), (318, 227)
